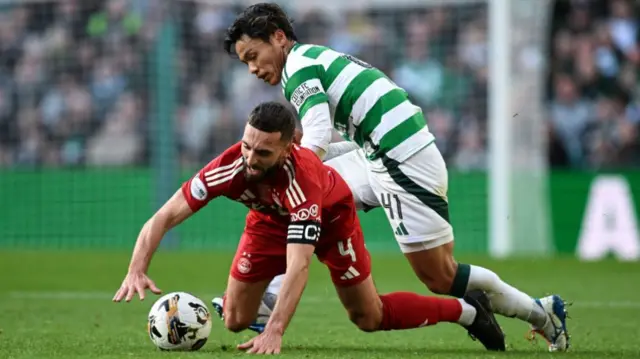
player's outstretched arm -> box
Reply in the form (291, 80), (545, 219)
(267, 243), (315, 333)
(324, 141), (360, 161)
(113, 189), (194, 303)
(127, 189), (194, 273)
(294, 128), (359, 162)
(238, 243), (315, 354)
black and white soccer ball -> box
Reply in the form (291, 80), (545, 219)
(147, 292), (212, 351)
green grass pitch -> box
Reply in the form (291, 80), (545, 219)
(1, 251), (639, 359)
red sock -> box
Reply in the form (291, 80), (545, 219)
(379, 292), (462, 330)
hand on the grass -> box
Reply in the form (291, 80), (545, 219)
(112, 272), (162, 302)
(237, 329), (283, 354)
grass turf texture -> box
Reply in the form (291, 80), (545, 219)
(1, 251), (639, 359)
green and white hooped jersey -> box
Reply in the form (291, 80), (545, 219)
(281, 43), (434, 163)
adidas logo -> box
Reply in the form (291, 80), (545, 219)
(340, 266), (360, 281)
(394, 222), (409, 236)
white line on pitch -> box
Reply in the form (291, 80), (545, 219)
(7, 291), (640, 309)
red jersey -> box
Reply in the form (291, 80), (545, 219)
(181, 142), (357, 247)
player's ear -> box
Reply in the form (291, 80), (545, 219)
(283, 140), (293, 156)
(293, 128), (303, 145)
(272, 29), (286, 47)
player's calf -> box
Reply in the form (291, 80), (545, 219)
(348, 311), (382, 332)
(403, 241), (552, 330)
(335, 275), (505, 350)
(344, 299), (383, 332)
(334, 273), (384, 332)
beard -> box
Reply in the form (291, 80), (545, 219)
(243, 161), (282, 182)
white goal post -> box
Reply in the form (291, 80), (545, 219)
(489, 0), (553, 257)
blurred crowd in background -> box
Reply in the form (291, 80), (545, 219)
(0, 0), (638, 170)
(548, 0), (640, 168)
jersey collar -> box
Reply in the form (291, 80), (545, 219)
(290, 42), (302, 53)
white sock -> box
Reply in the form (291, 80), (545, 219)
(466, 265), (547, 328)
(266, 274), (285, 295)
(457, 298), (477, 326)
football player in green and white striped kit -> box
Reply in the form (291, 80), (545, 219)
(220, 2), (569, 352)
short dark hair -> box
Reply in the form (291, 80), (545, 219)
(247, 101), (296, 143)
(223, 2), (297, 56)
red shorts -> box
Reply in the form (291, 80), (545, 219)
(230, 226), (371, 287)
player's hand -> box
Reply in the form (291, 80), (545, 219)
(237, 329), (283, 354)
(112, 272), (162, 302)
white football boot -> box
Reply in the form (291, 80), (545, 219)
(528, 295), (571, 352)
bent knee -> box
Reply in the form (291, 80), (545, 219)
(422, 274), (455, 294)
(223, 311), (253, 333)
(348, 310), (381, 332)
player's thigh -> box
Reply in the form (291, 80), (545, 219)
(223, 276), (271, 332)
(325, 149), (380, 211)
(317, 227), (382, 332)
(334, 275), (383, 332)
(368, 145), (458, 293)
(226, 232), (286, 331)
(316, 224), (371, 288)
(367, 144), (453, 250)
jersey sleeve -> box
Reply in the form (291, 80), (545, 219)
(282, 61), (328, 119)
(180, 145), (244, 213)
(282, 58), (333, 153)
(298, 102), (333, 154)
(282, 158), (323, 245)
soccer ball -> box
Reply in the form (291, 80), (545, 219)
(147, 292), (212, 351)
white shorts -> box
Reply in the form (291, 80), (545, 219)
(325, 149), (379, 211)
(326, 144), (453, 253)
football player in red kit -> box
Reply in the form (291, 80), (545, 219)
(112, 101), (505, 354)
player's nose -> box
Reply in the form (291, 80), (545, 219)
(245, 151), (258, 167)
(248, 63), (258, 74)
